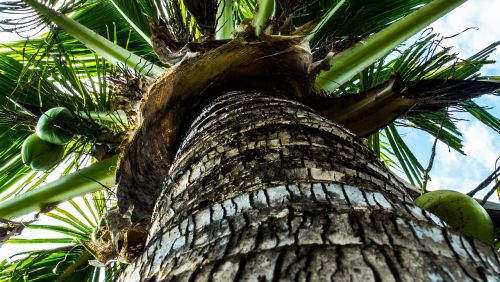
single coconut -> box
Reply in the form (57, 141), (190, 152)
(36, 107), (75, 145)
(22, 134), (65, 171)
(415, 190), (494, 245)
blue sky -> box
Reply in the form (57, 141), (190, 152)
(0, 0), (499, 260)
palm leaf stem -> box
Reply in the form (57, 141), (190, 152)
(22, 0), (164, 77)
(316, 0), (466, 91)
(0, 155), (118, 219)
(78, 110), (128, 124)
(56, 250), (93, 282)
(253, 0), (274, 36)
(216, 0), (234, 39)
(302, 77), (499, 137)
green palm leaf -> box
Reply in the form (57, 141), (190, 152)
(297, 0), (433, 45)
(0, 191), (114, 282)
(1, 0), (163, 77)
(330, 32), (499, 186)
(0, 40), (126, 212)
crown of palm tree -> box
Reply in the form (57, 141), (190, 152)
(0, 0), (498, 280)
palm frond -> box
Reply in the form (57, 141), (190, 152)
(234, 0), (256, 23)
(0, 155), (117, 219)
(1, 0), (164, 77)
(295, 0), (434, 45)
(315, 0), (466, 91)
(217, 0), (235, 39)
(384, 125), (425, 186)
(0, 191), (115, 282)
(327, 32), (499, 187)
(0, 32), (132, 219)
(252, 0), (275, 36)
(154, 0), (198, 40)
(108, 0), (152, 43)
(0, 0), (87, 36)
(3, 0), (156, 62)
(464, 101), (500, 134)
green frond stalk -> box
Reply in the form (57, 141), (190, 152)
(252, 0), (274, 36)
(22, 0), (164, 78)
(316, 0), (466, 91)
(109, 0), (151, 44)
(78, 110), (128, 124)
(216, 0), (234, 39)
(0, 155), (118, 219)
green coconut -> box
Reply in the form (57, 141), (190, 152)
(36, 107), (75, 145)
(21, 134), (65, 171)
(415, 190), (494, 245)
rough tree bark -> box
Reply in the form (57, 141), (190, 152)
(118, 91), (500, 281)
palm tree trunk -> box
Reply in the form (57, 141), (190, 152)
(118, 91), (500, 281)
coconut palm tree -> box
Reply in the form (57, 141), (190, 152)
(0, 0), (499, 280)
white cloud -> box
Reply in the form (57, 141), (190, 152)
(460, 121), (500, 167)
(427, 175), (478, 194)
(427, 120), (499, 201)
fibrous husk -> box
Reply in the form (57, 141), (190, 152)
(0, 220), (25, 248)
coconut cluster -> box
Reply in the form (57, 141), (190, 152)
(21, 107), (75, 171)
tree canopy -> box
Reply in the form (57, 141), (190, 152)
(0, 0), (498, 280)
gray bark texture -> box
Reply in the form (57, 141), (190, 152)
(118, 91), (500, 281)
